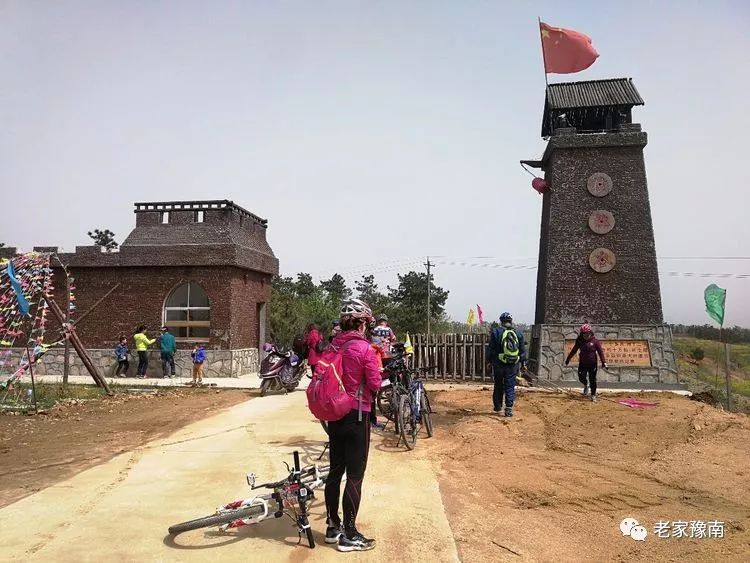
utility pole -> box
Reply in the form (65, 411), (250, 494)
(425, 256), (433, 339)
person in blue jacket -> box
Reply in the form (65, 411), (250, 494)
(486, 312), (527, 417)
(190, 344), (207, 385)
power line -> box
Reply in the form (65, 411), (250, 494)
(434, 260), (750, 279)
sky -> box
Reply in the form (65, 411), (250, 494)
(1, 1), (749, 326)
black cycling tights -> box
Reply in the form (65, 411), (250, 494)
(324, 409), (371, 536)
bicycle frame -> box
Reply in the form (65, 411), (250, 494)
(206, 452), (327, 546)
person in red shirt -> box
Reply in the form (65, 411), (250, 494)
(565, 324), (608, 402)
(304, 323), (324, 375)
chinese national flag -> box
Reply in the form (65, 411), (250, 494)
(540, 22), (599, 74)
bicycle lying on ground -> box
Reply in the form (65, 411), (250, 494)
(376, 345), (435, 450)
(168, 451), (329, 548)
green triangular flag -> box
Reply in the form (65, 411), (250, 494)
(704, 284), (726, 326)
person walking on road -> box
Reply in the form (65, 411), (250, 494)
(565, 324), (608, 402)
(159, 326), (177, 378)
(134, 325), (155, 379)
(486, 312), (527, 417)
(324, 299), (380, 552)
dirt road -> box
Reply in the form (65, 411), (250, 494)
(0, 390), (459, 562)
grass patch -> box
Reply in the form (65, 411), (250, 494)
(675, 336), (750, 413)
(674, 337), (750, 372)
(1, 382), (109, 410)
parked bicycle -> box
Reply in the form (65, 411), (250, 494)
(376, 344), (435, 450)
(168, 451), (329, 548)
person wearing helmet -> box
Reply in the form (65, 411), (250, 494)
(324, 299), (380, 552)
(370, 314), (397, 357)
(565, 324), (607, 402)
(368, 314), (396, 429)
(486, 312), (527, 417)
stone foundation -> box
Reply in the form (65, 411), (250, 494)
(529, 324), (678, 384)
(2, 348), (259, 378)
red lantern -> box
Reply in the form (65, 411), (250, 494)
(531, 177), (548, 194)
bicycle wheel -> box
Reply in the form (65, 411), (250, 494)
(168, 504), (265, 535)
(398, 394), (417, 450)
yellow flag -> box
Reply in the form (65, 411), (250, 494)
(467, 308), (475, 327)
(404, 333), (414, 355)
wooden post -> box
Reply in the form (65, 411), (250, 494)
(470, 333), (475, 380)
(63, 273), (71, 387)
(48, 299), (111, 394)
(26, 347), (39, 414)
(452, 334), (458, 378)
(725, 342), (732, 411)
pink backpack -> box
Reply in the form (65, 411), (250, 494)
(306, 343), (354, 421)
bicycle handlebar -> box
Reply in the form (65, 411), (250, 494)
(251, 461), (329, 490)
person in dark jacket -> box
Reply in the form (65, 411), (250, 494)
(486, 312), (527, 417)
(565, 324), (608, 402)
(159, 327), (177, 378)
(114, 336), (129, 377)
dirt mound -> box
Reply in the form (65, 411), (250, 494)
(690, 390), (722, 407)
(425, 389), (750, 562)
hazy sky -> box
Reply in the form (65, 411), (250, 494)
(1, 1), (748, 326)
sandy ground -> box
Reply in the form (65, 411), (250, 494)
(427, 388), (750, 562)
(0, 390), (458, 562)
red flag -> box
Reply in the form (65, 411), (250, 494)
(540, 22), (599, 74)
(477, 304), (484, 325)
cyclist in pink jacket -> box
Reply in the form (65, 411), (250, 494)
(324, 299), (380, 552)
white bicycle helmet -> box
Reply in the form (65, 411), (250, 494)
(340, 298), (374, 322)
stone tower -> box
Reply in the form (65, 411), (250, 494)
(525, 78), (677, 386)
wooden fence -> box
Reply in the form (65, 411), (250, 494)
(411, 333), (492, 381)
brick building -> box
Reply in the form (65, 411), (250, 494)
(1, 200), (278, 377)
(523, 78), (678, 385)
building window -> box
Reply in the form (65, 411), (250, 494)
(163, 282), (210, 340)
(160, 211), (170, 224)
(194, 210), (205, 223)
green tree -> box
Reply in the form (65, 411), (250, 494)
(295, 273), (317, 297)
(269, 274), (346, 346)
(690, 347), (705, 362)
(87, 228), (118, 252)
(320, 273), (351, 305)
(354, 274), (391, 319)
(387, 271), (449, 334)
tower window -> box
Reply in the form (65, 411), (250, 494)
(160, 211), (170, 224)
(194, 210), (205, 223)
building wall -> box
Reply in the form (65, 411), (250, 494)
(536, 128), (664, 325)
(46, 265), (270, 351)
(4, 347), (259, 378)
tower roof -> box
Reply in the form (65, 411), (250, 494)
(542, 78), (644, 136)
